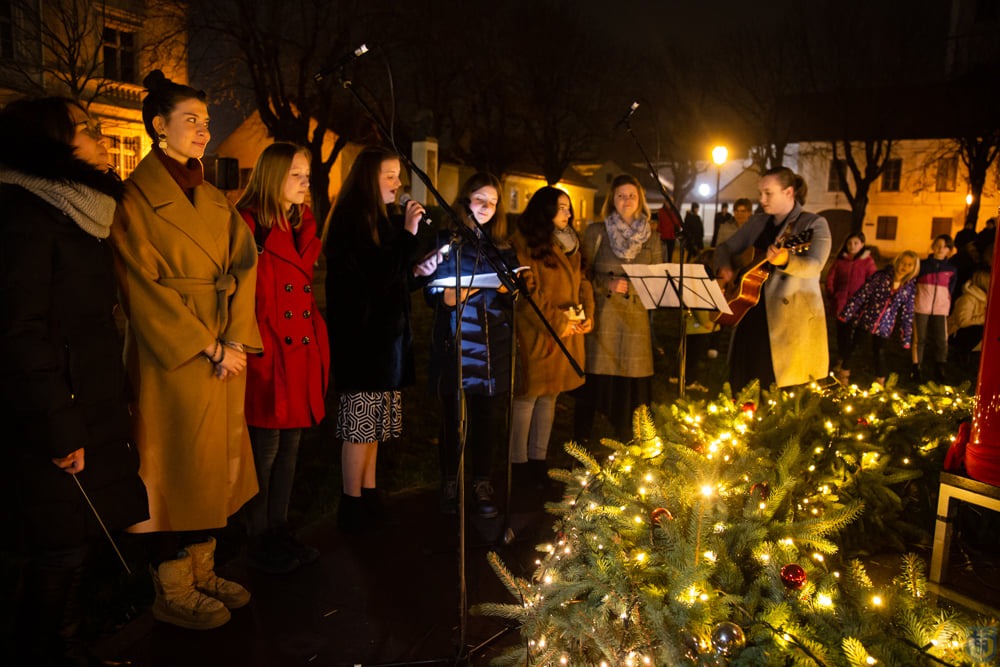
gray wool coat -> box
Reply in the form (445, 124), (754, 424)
(582, 220), (663, 378)
(713, 204), (832, 387)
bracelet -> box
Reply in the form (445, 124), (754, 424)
(205, 340), (222, 363)
(216, 345), (226, 365)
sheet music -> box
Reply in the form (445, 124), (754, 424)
(622, 263), (732, 313)
(428, 266), (530, 290)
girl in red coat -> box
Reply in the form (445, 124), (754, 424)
(826, 232), (876, 383)
(236, 143), (329, 572)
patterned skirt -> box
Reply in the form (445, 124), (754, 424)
(336, 391), (403, 442)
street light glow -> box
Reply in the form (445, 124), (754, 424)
(698, 183), (711, 197)
(712, 145), (728, 165)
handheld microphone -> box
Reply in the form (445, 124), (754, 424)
(313, 44), (370, 82)
(614, 101), (640, 129)
(399, 193), (432, 225)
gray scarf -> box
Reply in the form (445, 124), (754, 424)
(0, 168), (116, 239)
(553, 225), (579, 255)
(604, 211), (651, 260)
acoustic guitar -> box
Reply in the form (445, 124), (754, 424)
(712, 229), (813, 327)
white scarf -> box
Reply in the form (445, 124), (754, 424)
(553, 225), (579, 255)
(0, 168), (116, 239)
(604, 211), (651, 260)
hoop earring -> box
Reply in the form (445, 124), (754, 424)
(157, 133), (167, 150)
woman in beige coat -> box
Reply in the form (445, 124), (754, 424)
(509, 187), (594, 483)
(110, 71), (262, 630)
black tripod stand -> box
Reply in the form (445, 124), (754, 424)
(618, 104), (698, 398)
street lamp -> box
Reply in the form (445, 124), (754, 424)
(711, 145), (728, 245)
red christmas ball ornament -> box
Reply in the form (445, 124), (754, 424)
(857, 417), (869, 427)
(741, 402), (756, 416)
(750, 481), (770, 501)
(650, 507), (673, 523)
(780, 563), (807, 590)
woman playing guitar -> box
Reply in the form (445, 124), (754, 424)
(713, 167), (832, 392)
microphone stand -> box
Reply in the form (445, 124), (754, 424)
(337, 72), (581, 665)
(620, 116), (692, 399)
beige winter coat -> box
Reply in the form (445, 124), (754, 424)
(714, 204), (832, 387)
(511, 232), (595, 397)
(110, 152), (262, 533)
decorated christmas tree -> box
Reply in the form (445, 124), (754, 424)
(479, 378), (996, 665)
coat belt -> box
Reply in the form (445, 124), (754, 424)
(160, 274), (237, 334)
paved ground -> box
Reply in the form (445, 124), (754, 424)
(85, 481), (999, 667)
(93, 483), (560, 667)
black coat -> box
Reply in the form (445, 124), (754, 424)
(0, 158), (148, 550)
(325, 208), (422, 392)
(425, 232), (515, 397)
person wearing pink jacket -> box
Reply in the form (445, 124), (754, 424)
(827, 232), (876, 383)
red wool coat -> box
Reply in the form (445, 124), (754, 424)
(241, 207), (329, 428)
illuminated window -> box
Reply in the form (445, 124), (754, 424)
(881, 158), (902, 192)
(104, 130), (142, 179)
(876, 215), (897, 240)
(936, 157), (958, 192)
(931, 217), (953, 239)
(103, 26), (136, 82)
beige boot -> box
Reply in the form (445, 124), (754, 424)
(187, 537), (251, 609)
(151, 553), (230, 630)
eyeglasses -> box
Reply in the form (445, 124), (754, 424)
(75, 120), (103, 140)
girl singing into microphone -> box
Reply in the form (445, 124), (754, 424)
(324, 147), (438, 534)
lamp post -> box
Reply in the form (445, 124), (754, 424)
(710, 145), (728, 246)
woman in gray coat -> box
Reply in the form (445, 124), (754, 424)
(575, 174), (662, 441)
(714, 167), (831, 390)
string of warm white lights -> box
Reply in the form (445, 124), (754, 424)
(478, 378), (984, 665)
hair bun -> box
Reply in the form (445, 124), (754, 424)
(142, 69), (169, 92)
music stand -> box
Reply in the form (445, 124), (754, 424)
(623, 264), (730, 396)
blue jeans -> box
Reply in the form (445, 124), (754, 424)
(246, 427), (303, 537)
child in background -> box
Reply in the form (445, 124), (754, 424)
(913, 234), (956, 382)
(948, 269), (990, 371)
(838, 251), (920, 386)
(826, 232), (877, 384)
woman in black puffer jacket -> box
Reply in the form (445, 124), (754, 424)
(0, 97), (148, 666)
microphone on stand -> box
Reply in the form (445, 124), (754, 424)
(614, 101), (640, 129)
(399, 193), (432, 225)
(313, 44), (370, 82)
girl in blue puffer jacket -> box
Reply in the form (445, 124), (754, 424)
(838, 250), (920, 385)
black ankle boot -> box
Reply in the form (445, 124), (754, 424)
(361, 488), (391, 527)
(337, 494), (366, 535)
(527, 459), (550, 490)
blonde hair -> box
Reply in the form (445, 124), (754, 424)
(893, 250), (921, 284)
(236, 142), (311, 231)
(601, 174), (651, 221)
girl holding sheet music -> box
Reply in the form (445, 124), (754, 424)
(509, 187), (594, 485)
(425, 173), (516, 518)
